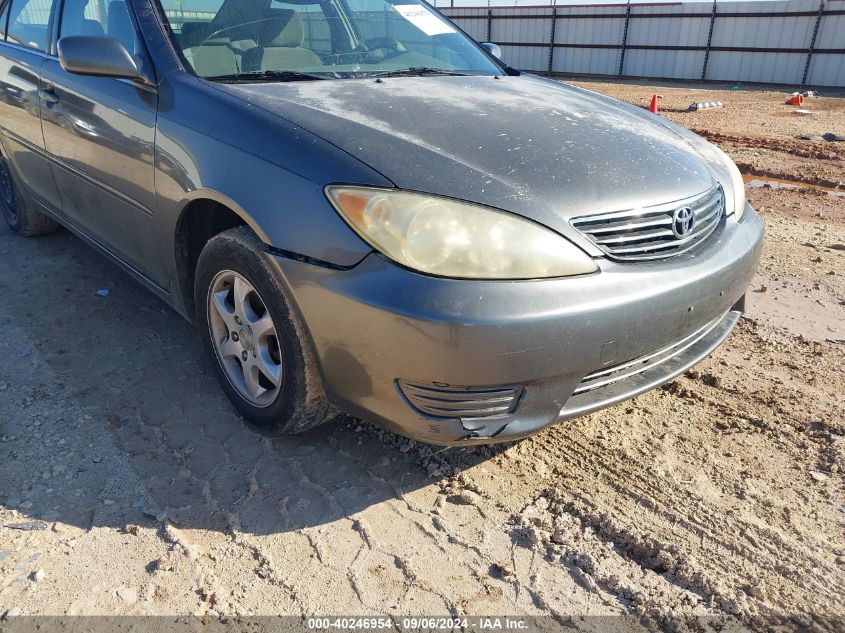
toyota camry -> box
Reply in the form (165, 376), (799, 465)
(0, 0), (764, 444)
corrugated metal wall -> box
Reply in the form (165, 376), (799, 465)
(441, 0), (845, 87)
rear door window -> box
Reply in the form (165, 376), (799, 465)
(7, 0), (54, 51)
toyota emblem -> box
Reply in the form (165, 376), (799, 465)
(671, 206), (695, 238)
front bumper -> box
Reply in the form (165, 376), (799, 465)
(268, 206), (764, 445)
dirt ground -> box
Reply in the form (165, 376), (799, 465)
(1, 80), (843, 631)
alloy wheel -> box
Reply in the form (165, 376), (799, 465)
(207, 270), (283, 407)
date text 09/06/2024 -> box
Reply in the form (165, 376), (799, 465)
(307, 617), (531, 630)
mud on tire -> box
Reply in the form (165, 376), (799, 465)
(195, 226), (337, 434)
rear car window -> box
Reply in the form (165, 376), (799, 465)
(7, 0), (54, 51)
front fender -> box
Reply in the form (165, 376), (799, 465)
(153, 73), (391, 297)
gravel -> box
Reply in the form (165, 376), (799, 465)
(0, 79), (842, 628)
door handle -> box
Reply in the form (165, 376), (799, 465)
(40, 85), (59, 104)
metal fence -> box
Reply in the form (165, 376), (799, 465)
(439, 0), (845, 87)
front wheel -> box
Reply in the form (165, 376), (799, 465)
(0, 156), (58, 237)
(195, 226), (336, 434)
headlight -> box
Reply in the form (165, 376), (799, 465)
(676, 132), (745, 221)
(709, 144), (746, 222)
(326, 187), (597, 279)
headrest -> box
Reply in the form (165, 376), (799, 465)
(180, 21), (212, 47)
(258, 10), (304, 48)
(60, 0), (105, 36)
(107, 1), (135, 50)
(77, 19), (105, 36)
(61, 0), (88, 20)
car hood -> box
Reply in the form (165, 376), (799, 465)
(217, 74), (716, 237)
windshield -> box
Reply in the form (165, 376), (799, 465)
(157, 0), (502, 80)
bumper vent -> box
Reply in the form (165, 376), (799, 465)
(560, 308), (742, 420)
(574, 311), (728, 396)
(571, 184), (724, 261)
(397, 380), (523, 419)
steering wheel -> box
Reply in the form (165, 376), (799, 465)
(197, 18), (277, 48)
(357, 36), (406, 62)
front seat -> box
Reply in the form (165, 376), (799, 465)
(60, 0), (106, 37)
(243, 10), (322, 71)
(181, 22), (239, 76)
(184, 39), (240, 76)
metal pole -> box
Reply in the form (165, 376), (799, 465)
(486, 7), (492, 42)
(701, 0), (717, 81)
(547, 5), (557, 75)
(618, 0), (631, 77)
(802, 0), (825, 87)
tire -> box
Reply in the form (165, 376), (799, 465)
(195, 226), (337, 434)
(0, 155), (59, 237)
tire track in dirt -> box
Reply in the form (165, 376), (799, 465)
(498, 319), (845, 628)
(3, 89), (844, 626)
(691, 130), (845, 162)
(100, 392), (610, 616)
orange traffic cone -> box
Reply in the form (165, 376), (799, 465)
(649, 94), (660, 114)
(785, 94), (804, 105)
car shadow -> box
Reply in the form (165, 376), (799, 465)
(0, 222), (511, 537)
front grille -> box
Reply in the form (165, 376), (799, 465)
(571, 184), (724, 261)
(397, 380), (523, 419)
(573, 311), (727, 396)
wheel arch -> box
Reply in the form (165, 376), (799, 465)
(173, 193), (262, 322)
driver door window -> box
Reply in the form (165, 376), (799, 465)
(41, 0), (163, 282)
(58, 0), (140, 54)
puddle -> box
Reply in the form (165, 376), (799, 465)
(746, 277), (843, 343)
(743, 174), (845, 197)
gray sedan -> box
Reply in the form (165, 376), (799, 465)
(0, 0), (763, 444)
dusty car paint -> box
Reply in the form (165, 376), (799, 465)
(216, 75), (714, 245)
(269, 210), (762, 443)
(0, 0), (763, 444)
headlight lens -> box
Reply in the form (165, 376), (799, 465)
(677, 132), (745, 221)
(710, 144), (746, 221)
(653, 119), (746, 221)
(326, 187), (597, 279)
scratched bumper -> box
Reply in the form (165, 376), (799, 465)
(267, 206), (764, 445)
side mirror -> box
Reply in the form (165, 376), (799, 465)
(58, 36), (144, 82)
(480, 42), (502, 59)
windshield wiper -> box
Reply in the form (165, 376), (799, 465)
(369, 67), (471, 78)
(204, 70), (329, 83)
